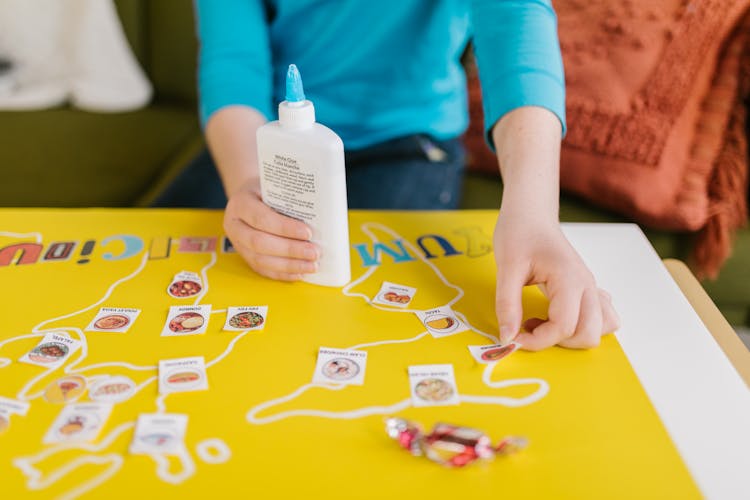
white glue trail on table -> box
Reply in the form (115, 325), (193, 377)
(156, 330), (248, 414)
(196, 438), (232, 464)
(193, 251), (217, 305)
(343, 222), (498, 343)
(72, 360), (157, 373)
(348, 331), (430, 350)
(13, 423), (133, 497)
(6, 235), (246, 498)
(32, 252), (149, 332)
(247, 383), (412, 424)
(0, 332), (47, 368)
(343, 223), (464, 313)
(150, 447), (196, 485)
(246, 221), (547, 424)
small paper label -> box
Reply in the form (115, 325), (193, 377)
(19, 332), (82, 369)
(159, 357), (209, 394)
(415, 306), (468, 338)
(408, 364), (460, 407)
(88, 376), (137, 403)
(167, 271), (203, 299)
(43, 403), (113, 444)
(161, 305), (211, 337)
(130, 413), (188, 455)
(371, 282), (417, 308)
(312, 347), (368, 386)
(467, 343), (521, 364)
(223, 306), (268, 331)
(0, 409), (10, 434)
(0, 396), (30, 416)
(85, 307), (141, 333)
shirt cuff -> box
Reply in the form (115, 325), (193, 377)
(483, 70), (566, 149)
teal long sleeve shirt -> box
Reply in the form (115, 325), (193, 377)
(195, 0), (565, 150)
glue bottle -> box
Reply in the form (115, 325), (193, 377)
(256, 64), (351, 287)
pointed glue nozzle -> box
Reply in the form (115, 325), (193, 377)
(285, 64), (305, 103)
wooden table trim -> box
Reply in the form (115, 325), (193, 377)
(663, 258), (750, 386)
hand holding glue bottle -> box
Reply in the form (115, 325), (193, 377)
(255, 64), (351, 287)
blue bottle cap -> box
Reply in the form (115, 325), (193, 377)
(285, 64), (306, 103)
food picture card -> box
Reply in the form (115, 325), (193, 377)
(130, 413), (188, 455)
(312, 347), (367, 386)
(158, 356), (209, 394)
(19, 332), (82, 369)
(43, 403), (113, 444)
(467, 342), (521, 364)
(161, 305), (211, 337)
(371, 281), (417, 308)
(408, 364), (460, 407)
(167, 271), (203, 299)
(88, 376), (137, 404)
(415, 306), (468, 338)
(85, 307), (141, 333)
(223, 306), (268, 331)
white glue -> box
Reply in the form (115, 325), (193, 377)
(257, 64), (351, 287)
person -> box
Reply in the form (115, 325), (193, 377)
(176, 0), (619, 350)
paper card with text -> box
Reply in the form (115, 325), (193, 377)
(43, 403), (113, 444)
(467, 342), (521, 364)
(167, 271), (203, 299)
(312, 347), (368, 386)
(0, 408), (10, 434)
(161, 305), (211, 337)
(0, 396), (30, 433)
(371, 281), (417, 308)
(159, 356), (209, 394)
(223, 306), (268, 331)
(130, 413), (188, 455)
(408, 364), (460, 407)
(415, 306), (468, 338)
(0, 396), (30, 417)
(19, 332), (82, 369)
(85, 307), (141, 333)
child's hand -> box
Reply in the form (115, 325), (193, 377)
(223, 177), (319, 281)
(493, 212), (620, 350)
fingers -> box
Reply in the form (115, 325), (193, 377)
(514, 282), (583, 351)
(224, 188), (318, 280)
(495, 263), (530, 343)
(558, 287), (603, 349)
(517, 287), (618, 351)
(227, 217), (318, 261)
(599, 289), (621, 334)
(229, 189), (311, 241)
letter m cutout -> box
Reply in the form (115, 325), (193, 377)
(353, 240), (416, 267)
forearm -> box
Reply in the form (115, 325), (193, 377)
(205, 105), (267, 197)
(491, 106), (561, 224)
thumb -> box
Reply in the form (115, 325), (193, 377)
(495, 264), (528, 343)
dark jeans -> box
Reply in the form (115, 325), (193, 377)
(152, 134), (465, 210)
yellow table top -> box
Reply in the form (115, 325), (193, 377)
(0, 209), (702, 499)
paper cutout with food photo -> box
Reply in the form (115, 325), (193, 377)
(0, 209), (700, 499)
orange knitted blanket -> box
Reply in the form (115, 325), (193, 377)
(464, 0), (750, 278)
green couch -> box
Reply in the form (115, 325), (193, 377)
(1, 0), (748, 326)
